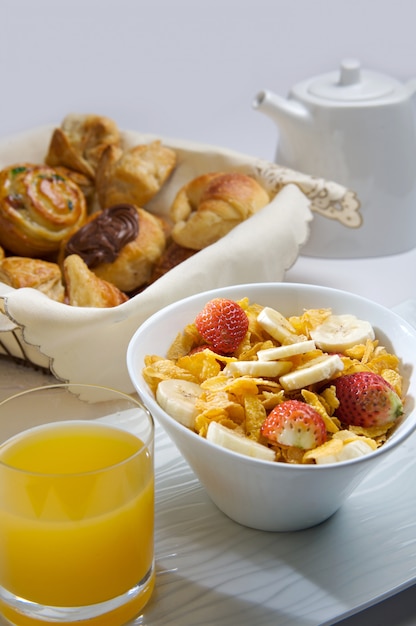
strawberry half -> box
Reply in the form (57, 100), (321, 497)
(333, 371), (403, 428)
(194, 298), (249, 354)
(261, 400), (327, 450)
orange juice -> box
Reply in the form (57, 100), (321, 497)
(0, 421), (154, 617)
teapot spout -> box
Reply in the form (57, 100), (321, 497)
(252, 90), (310, 126)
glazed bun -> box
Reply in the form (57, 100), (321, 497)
(63, 204), (167, 292)
(169, 172), (270, 250)
(0, 163), (87, 257)
(95, 141), (177, 208)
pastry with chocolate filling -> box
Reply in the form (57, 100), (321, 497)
(63, 254), (128, 308)
(45, 113), (121, 179)
(150, 240), (197, 282)
(170, 171), (270, 250)
(0, 163), (87, 258)
(63, 204), (166, 292)
(95, 141), (176, 208)
(0, 256), (65, 302)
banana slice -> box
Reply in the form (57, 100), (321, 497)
(310, 314), (375, 352)
(207, 421), (276, 461)
(156, 379), (202, 428)
(307, 434), (377, 464)
(257, 339), (316, 361)
(257, 307), (307, 344)
(279, 354), (344, 391)
(223, 360), (292, 377)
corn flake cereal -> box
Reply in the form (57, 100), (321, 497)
(143, 298), (405, 465)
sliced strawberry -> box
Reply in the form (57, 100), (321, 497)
(261, 400), (327, 450)
(333, 371), (403, 428)
(194, 298), (249, 355)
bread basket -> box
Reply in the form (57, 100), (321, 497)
(0, 124), (357, 392)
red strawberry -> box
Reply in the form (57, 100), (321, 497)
(194, 298), (249, 354)
(333, 372), (403, 428)
(261, 400), (327, 450)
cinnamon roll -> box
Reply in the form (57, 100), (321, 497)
(0, 163), (87, 257)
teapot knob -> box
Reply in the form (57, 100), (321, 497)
(339, 58), (361, 86)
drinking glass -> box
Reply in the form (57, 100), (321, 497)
(0, 383), (154, 626)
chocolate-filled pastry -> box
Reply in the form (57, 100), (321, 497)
(0, 256), (65, 302)
(63, 254), (128, 308)
(63, 204), (166, 292)
(150, 240), (197, 282)
(95, 141), (176, 208)
(0, 163), (87, 257)
(45, 113), (120, 179)
(170, 172), (270, 250)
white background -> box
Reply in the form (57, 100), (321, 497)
(1, 1), (416, 624)
(2, 0), (416, 162)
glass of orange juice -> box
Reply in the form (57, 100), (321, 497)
(0, 383), (154, 626)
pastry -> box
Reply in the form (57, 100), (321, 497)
(150, 240), (196, 282)
(0, 256), (65, 302)
(169, 172), (270, 250)
(63, 254), (128, 308)
(53, 166), (96, 208)
(0, 163), (87, 257)
(45, 113), (120, 179)
(63, 204), (167, 292)
(95, 141), (176, 208)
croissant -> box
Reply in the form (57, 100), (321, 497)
(95, 141), (176, 209)
(63, 254), (128, 308)
(0, 256), (65, 302)
(62, 204), (166, 292)
(45, 113), (120, 179)
(0, 163), (87, 258)
(169, 172), (270, 250)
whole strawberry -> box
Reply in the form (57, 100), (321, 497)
(333, 372), (403, 427)
(194, 298), (249, 354)
(261, 400), (327, 450)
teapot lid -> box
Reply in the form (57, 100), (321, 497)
(307, 59), (400, 101)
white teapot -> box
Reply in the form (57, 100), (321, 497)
(253, 59), (416, 258)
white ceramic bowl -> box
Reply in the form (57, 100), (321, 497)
(127, 283), (416, 531)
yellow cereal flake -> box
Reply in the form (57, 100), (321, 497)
(259, 389), (285, 410)
(197, 390), (245, 424)
(367, 353), (400, 375)
(167, 325), (200, 359)
(301, 389), (339, 433)
(381, 369), (402, 396)
(244, 395), (267, 441)
(176, 350), (222, 383)
(195, 410), (239, 438)
(288, 308), (332, 336)
(143, 356), (198, 393)
(319, 385), (339, 415)
(349, 423), (394, 441)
